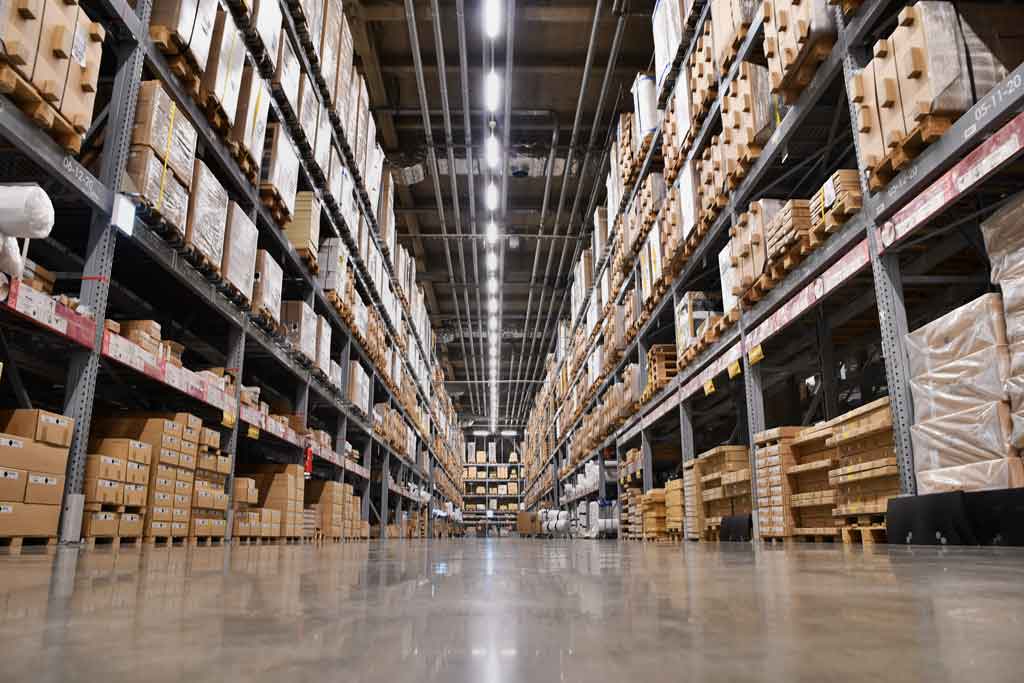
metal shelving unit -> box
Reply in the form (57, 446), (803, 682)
(462, 435), (523, 530)
(523, 2), (1023, 528)
(0, 0), (464, 543)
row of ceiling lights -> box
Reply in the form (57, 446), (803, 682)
(483, 0), (503, 432)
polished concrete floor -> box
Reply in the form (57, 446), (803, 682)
(1, 539), (1023, 682)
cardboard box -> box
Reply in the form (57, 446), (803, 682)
(95, 416), (182, 438)
(232, 65), (270, 168)
(201, 6), (245, 126)
(125, 461), (150, 485)
(253, 249), (283, 321)
(282, 300), (317, 362)
(123, 146), (189, 231)
(217, 455), (231, 474)
(0, 467), (28, 502)
(84, 478), (124, 505)
(90, 438), (152, 465)
(130, 81), (198, 188)
(85, 454), (126, 482)
(185, 160), (228, 265)
(150, 0), (217, 72)
(122, 483), (145, 507)
(178, 452), (196, 471)
(82, 511), (118, 538)
(24, 472), (63, 505)
(198, 454), (218, 472)
(262, 123), (299, 217)
(0, 410), (74, 448)
(59, 10), (105, 134)
(0, 434), (69, 476)
(171, 521), (189, 537)
(1, 0), (44, 77)
(145, 519), (171, 537)
(157, 448), (180, 466)
(119, 512), (144, 537)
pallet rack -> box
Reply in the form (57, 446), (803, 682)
(524, 1), (1024, 536)
(462, 435), (523, 531)
(0, 0), (465, 544)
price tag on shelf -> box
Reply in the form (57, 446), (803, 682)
(246, 425), (260, 440)
(221, 410), (236, 428)
(749, 344), (764, 365)
(703, 379), (716, 396)
(727, 360), (742, 379)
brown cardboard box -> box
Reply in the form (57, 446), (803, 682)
(60, 11), (105, 134)
(216, 455), (231, 474)
(176, 467), (194, 483)
(85, 454), (126, 482)
(253, 249), (283, 322)
(25, 473), (64, 505)
(179, 439), (198, 457)
(0, 501), (60, 536)
(201, 428), (220, 449)
(201, 6), (245, 126)
(125, 461), (150, 485)
(145, 519), (171, 537)
(172, 507), (190, 523)
(157, 448), (179, 466)
(198, 454), (218, 471)
(119, 512), (143, 537)
(171, 521), (188, 537)
(178, 453), (196, 471)
(174, 479), (193, 497)
(1, 0), (44, 77)
(0, 410), (74, 448)
(29, 0), (79, 105)
(147, 504), (172, 522)
(150, 491), (173, 510)
(82, 511), (118, 538)
(96, 416), (182, 438)
(123, 483), (147, 507)
(90, 438), (152, 465)
(130, 82), (198, 188)
(150, 462), (177, 482)
(84, 478), (123, 505)
(0, 468), (28, 502)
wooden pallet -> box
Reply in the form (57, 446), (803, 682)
(228, 139), (261, 186)
(220, 279), (252, 310)
(0, 535), (57, 555)
(260, 183), (293, 224)
(189, 535), (227, 547)
(868, 115), (953, 191)
(253, 306), (285, 338)
(150, 26), (203, 100)
(144, 535), (187, 547)
(297, 247), (320, 275)
(84, 535), (143, 551)
(183, 245), (224, 282)
(840, 515), (887, 545)
(0, 64), (83, 154)
(199, 88), (234, 138)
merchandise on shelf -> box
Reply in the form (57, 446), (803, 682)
(0, 410), (74, 539)
(273, 27), (301, 117)
(282, 299), (317, 363)
(150, 0), (217, 73)
(232, 65), (270, 174)
(185, 160), (229, 267)
(762, 0), (837, 102)
(202, 7), (246, 127)
(253, 249), (283, 323)
(131, 80), (199, 188)
(222, 202), (259, 303)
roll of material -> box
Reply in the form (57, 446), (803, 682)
(0, 236), (24, 278)
(0, 185), (55, 239)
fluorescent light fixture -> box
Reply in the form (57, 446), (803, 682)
(485, 220), (499, 244)
(485, 132), (501, 169)
(487, 276), (498, 292)
(500, 430), (517, 436)
(472, 430), (490, 436)
(484, 70), (501, 112)
(488, 297), (498, 313)
(485, 181), (499, 210)
(486, 251), (498, 271)
(488, 317), (498, 331)
(484, 0), (502, 38)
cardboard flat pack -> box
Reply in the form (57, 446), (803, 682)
(253, 249), (283, 321)
(90, 438), (152, 464)
(0, 433), (69, 476)
(131, 81), (198, 188)
(24, 473), (63, 505)
(0, 409), (74, 448)
(85, 454), (126, 482)
(84, 478), (123, 505)
(119, 512), (144, 537)
(0, 468), (28, 502)
(186, 160), (228, 266)
(125, 461), (150, 485)
(81, 510), (118, 538)
(201, 6), (245, 126)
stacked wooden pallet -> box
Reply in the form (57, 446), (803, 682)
(753, 427), (800, 540)
(642, 488), (667, 541)
(809, 170), (863, 242)
(627, 486), (643, 540)
(721, 467), (752, 519)
(764, 199), (812, 282)
(787, 423), (840, 541)
(617, 112), (639, 189)
(763, 0), (837, 103)
(827, 397), (898, 544)
(720, 63), (782, 187)
(698, 445), (748, 541)
(683, 460), (702, 540)
(730, 199), (784, 304)
(698, 139), (727, 228)
(642, 344), (678, 403)
(689, 21), (718, 124)
(710, 0), (756, 77)
(665, 479), (685, 538)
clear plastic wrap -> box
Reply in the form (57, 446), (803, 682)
(222, 202), (257, 301)
(252, 0), (281, 71)
(910, 400), (1016, 473)
(335, 14), (355, 124)
(132, 81), (198, 188)
(202, 7), (244, 127)
(0, 236), (24, 278)
(232, 66), (269, 170)
(315, 102), (331, 172)
(653, 0), (682, 90)
(719, 243), (739, 314)
(298, 74), (320, 145)
(631, 73), (659, 143)
(996, 276), (1024, 345)
(319, 0), (342, 104)
(905, 293), (1007, 378)
(273, 29), (300, 117)
(347, 361), (369, 415)
(253, 249), (283, 321)
(185, 160), (228, 266)
(0, 185), (54, 239)
(263, 124), (299, 217)
(316, 315), (331, 373)
(916, 457), (1024, 495)
(123, 146), (189, 231)
(317, 238), (349, 293)
(282, 300), (316, 362)
(150, 0), (216, 72)
(909, 344), (1010, 422)
(981, 192), (1024, 284)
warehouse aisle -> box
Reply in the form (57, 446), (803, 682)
(1, 540), (1021, 682)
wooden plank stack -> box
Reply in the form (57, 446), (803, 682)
(665, 478), (685, 538)
(721, 467), (752, 518)
(617, 112), (639, 189)
(827, 397), (898, 544)
(689, 21), (718, 123)
(710, 0), (757, 77)
(764, 199), (812, 282)
(625, 486), (643, 540)
(643, 344), (679, 403)
(642, 488), (667, 541)
(698, 445), (748, 541)
(683, 460), (702, 540)
(730, 199), (784, 304)
(809, 169), (862, 242)
(698, 138), (727, 228)
(787, 423), (840, 540)
(753, 427), (800, 539)
(763, 0), (837, 103)
(721, 63), (784, 187)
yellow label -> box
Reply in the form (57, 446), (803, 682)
(727, 361), (742, 379)
(246, 425), (260, 440)
(749, 344), (764, 365)
(703, 379), (716, 396)
(221, 410), (236, 428)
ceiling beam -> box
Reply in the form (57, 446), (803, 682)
(379, 62), (641, 78)
(360, 3), (639, 23)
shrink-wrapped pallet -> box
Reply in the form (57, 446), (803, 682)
(201, 7), (245, 127)
(916, 457), (1024, 495)
(282, 300), (317, 362)
(297, 73), (320, 144)
(285, 192), (321, 256)
(909, 345), (1010, 423)
(631, 73), (659, 149)
(317, 238), (349, 293)
(723, 63), (785, 157)
(329, 146), (346, 208)
(262, 124), (300, 218)
(348, 361), (370, 415)
(150, 0), (217, 73)
(252, 0), (281, 69)
(185, 160), (228, 267)
(335, 12), (355, 121)
(653, 0), (683, 91)
(315, 102), (332, 172)
(981, 190), (1024, 285)
(674, 291), (716, 356)
(763, 0), (836, 97)
(253, 250), (283, 322)
(232, 65), (270, 171)
(316, 315), (331, 374)
(123, 147), (188, 231)
(320, 0), (343, 104)
(344, 64), (362, 149)
(274, 29), (300, 116)
(222, 203), (257, 302)
(718, 243), (739, 315)
(911, 401), (1016, 471)
(132, 81), (198, 188)
(905, 293), (1007, 378)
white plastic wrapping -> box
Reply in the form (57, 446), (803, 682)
(718, 243), (738, 314)
(132, 81), (198, 188)
(0, 185), (54, 239)
(317, 238), (349, 293)
(997, 276), (1024, 345)
(252, 0), (281, 70)
(202, 7), (245, 127)
(222, 202), (257, 301)
(905, 293), (1007, 378)
(316, 315), (331, 373)
(653, 0), (682, 90)
(348, 361), (369, 415)
(631, 73), (659, 142)
(981, 190), (1024, 283)
(910, 401), (1016, 473)
(909, 344), (1010, 423)
(186, 160), (228, 265)
(283, 300), (317, 362)
(263, 124), (299, 218)
(917, 457), (1024, 495)
(253, 249), (283, 322)
(0, 237), (24, 278)
(124, 146), (189, 231)
(232, 66), (270, 171)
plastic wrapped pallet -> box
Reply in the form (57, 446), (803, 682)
(221, 202), (258, 302)
(262, 123), (299, 218)
(335, 12), (355, 121)
(724, 62), (786, 154)
(59, 9), (105, 134)
(328, 146), (345, 206)
(251, 0), (281, 70)
(232, 66), (270, 171)
(916, 457), (1024, 495)
(201, 6), (245, 127)
(132, 81), (198, 188)
(710, 0), (758, 73)
(273, 29), (300, 117)
(315, 101), (332, 172)
(653, 0), (683, 91)
(718, 243), (739, 315)
(253, 250), (283, 322)
(348, 361), (370, 415)
(320, 0), (343, 104)
(674, 291), (717, 356)
(300, 0), (322, 49)
(631, 73), (659, 150)
(763, 0), (836, 96)
(911, 401), (1016, 472)
(981, 190), (1024, 284)
(150, 0), (217, 73)
(285, 192), (320, 256)
(909, 345), (1010, 423)
(345, 64), (362, 150)
(123, 147), (189, 231)
(185, 160), (228, 266)
(904, 293), (1007, 378)
(282, 300), (317, 362)
(316, 315), (331, 374)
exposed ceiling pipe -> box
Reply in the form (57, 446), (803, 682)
(402, 0), (477, 414)
(498, 0), (516, 427)
(517, 7), (628, 421)
(455, 0), (487, 418)
(431, 0), (486, 417)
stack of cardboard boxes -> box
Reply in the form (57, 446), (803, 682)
(0, 410), (74, 542)
(81, 435), (152, 541)
(242, 463), (308, 539)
